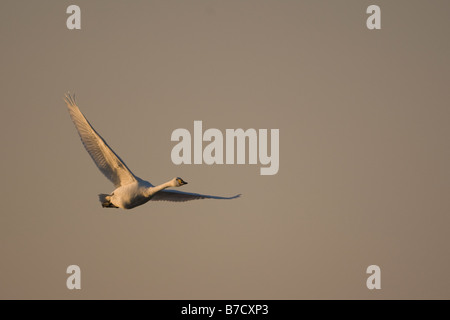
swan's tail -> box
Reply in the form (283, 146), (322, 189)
(98, 194), (118, 208)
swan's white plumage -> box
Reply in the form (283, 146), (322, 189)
(65, 94), (137, 188)
(152, 190), (241, 202)
(64, 93), (240, 209)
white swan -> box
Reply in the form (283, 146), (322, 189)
(64, 93), (240, 209)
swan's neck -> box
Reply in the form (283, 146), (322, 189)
(144, 180), (173, 197)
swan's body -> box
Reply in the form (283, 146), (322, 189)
(64, 93), (240, 209)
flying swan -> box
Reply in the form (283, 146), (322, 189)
(64, 93), (240, 209)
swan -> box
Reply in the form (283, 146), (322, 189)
(64, 93), (240, 209)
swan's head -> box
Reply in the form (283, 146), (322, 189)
(173, 177), (188, 187)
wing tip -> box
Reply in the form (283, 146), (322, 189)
(64, 92), (77, 107)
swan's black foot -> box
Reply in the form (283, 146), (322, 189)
(102, 201), (118, 208)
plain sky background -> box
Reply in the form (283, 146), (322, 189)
(1, 1), (449, 299)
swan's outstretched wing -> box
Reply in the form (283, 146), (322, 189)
(151, 190), (241, 202)
(64, 93), (137, 188)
